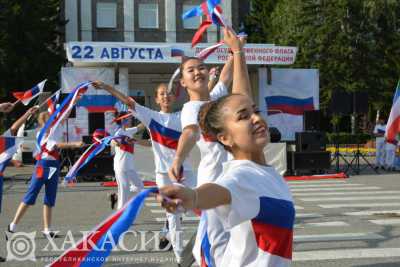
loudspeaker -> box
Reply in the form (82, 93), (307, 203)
(303, 110), (321, 131)
(353, 92), (368, 114)
(295, 132), (326, 152)
(330, 91), (352, 115)
(77, 154), (114, 177)
(288, 151), (331, 172)
(88, 113), (105, 136)
(269, 127), (281, 143)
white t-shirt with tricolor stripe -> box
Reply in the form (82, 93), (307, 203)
(180, 81), (228, 185)
(215, 160), (295, 267)
(133, 103), (192, 174)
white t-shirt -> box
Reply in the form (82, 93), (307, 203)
(133, 103), (193, 174)
(214, 160), (295, 267)
(374, 123), (386, 137)
(35, 126), (64, 160)
(180, 81), (228, 184)
(113, 127), (138, 171)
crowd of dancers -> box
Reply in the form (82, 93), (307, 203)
(0, 28), (294, 266)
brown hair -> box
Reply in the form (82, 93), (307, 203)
(198, 95), (238, 150)
(154, 83), (168, 97)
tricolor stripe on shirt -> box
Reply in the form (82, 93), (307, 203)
(0, 136), (21, 164)
(251, 196), (295, 259)
(149, 119), (181, 150)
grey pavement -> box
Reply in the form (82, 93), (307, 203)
(0, 146), (400, 266)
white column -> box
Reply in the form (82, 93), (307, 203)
(223, 0), (233, 26)
(65, 0), (78, 41)
(124, 0), (135, 42)
(80, 0), (92, 41)
(165, 0), (176, 43)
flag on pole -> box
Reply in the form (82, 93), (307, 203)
(46, 90), (61, 115)
(37, 81), (91, 151)
(385, 80), (400, 144)
(182, 0), (224, 47)
(48, 188), (158, 267)
(12, 80), (47, 105)
(0, 136), (22, 165)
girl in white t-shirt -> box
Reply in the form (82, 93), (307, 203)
(112, 112), (147, 209)
(160, 94), (295, 267)
(91, 82), (199, 264)
(167, 27), (252, 266)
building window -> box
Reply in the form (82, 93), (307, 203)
(96, 2), (117, 28)
(138, 3), (159, 29)
(183, 4), (201, 29)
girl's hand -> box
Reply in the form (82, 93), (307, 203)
(27, 106), (39, 115)
(92, 81), (107, 90)
(158, 185), (197, 213)
(223, 27), (241, 53)
(168, 159), (183, 183)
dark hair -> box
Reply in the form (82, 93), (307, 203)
(154, 83), (168, 98)
(198, 94), (237, 150)
(179, 56), (205, 79)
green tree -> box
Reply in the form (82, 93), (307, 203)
(0, 0), (65, 96)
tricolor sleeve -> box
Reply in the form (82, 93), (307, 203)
(214, 168), (260, 230)
(210, 81), (228, 101)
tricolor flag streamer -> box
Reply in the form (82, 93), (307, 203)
(12, 80), (47, 106)
(46, 90), (61, 115)
(0, 136), (23, 165)
(193, 213), (214, 267)
(385, 80), (400, 144)
(37, 81), (91, 151)
(48, 187), (158, 267)
(182, 0), (226, 47)
(64, 134), (121, 183)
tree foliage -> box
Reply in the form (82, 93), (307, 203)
(245, 0), (400, 118)
(0, 0), (65, 97)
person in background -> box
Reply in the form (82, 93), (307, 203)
(373, 117), (386, 170)
(385, 139), (398, 171)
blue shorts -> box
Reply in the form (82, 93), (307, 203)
(23, 160), (60, 207)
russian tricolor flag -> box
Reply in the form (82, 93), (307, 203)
(265, 96), (315, 115)
(251, 196), (294, 259)
(171, 48), (185, 58)
(385, 81), (400, 144)
(46, 91), (61, 115)
(37, 81), (90, 151)
(0, 136), (22, 165)
(48, 188), (157, 267)
(12, 80), (47, 106)
(149, 119), (181, 150)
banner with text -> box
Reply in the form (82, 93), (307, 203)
(66, 42), (297, 65)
